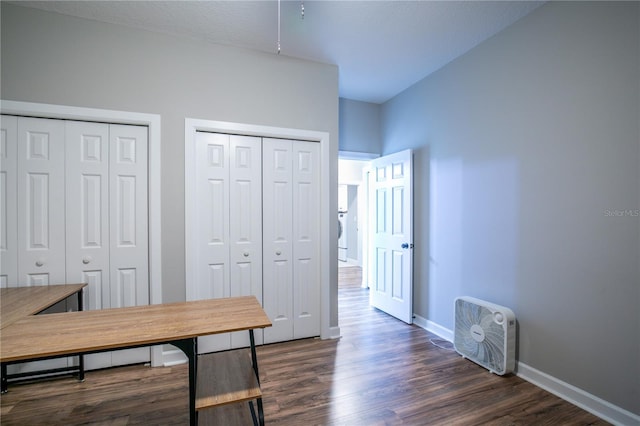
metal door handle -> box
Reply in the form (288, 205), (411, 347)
(276, 251), (282, 256)
(243, 251), (250, 257)
(35, 258), (45, 267)
(401, 243), (409, 249)
(82, 256), (92, 264)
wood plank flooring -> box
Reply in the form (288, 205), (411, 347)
(0, 266), (608, 425)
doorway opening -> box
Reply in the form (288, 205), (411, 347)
(337, 153), (376, 288)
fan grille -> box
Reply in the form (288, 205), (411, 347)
(454, 298), (506, 373)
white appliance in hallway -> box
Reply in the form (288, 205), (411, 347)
(338, 211), (348, 262)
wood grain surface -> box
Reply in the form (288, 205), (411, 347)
(1, 296), (271, 362)
(0, 268), (608, 425)
(0, 284), (86, 329)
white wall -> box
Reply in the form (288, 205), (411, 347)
(339, 98), (381, 154)
(381, 1), (639, 417)
(0, 4), (340, 328)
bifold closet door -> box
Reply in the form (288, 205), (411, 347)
(16, 117), (67, 286)
(66, 122), (150, 368)
(263, 138), (320, 344)
(2, 117), (67, 374)
(0, 116), (18, 287)
(192, 132), (262, 353)
(1, 116), (150, 372)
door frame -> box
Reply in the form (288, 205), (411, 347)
(185, 118), (334, 340)
(0, 100), (163, 366)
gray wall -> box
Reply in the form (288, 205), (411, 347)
(1, 4), (340, 327)
(381, 1), (639, 414)
(339, 97), (381, 153)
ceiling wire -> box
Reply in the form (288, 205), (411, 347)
(277, 0), (304, 54)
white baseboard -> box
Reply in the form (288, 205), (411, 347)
(413, 313), (454, 342)
(328, 326), (342, 339)
(516, 362), (640, 426)
(161, 347), (187, 367)
(413, 315), (639, 426)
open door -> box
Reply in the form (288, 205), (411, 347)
(368, 149), (413, 323)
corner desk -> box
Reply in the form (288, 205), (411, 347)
(0, 286), (272, 425)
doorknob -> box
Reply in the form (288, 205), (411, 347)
(35, 258), (45, 267)
(82, 256), (93, 264)
(401, 243), (413, 249)
(276, 251), (282, 256)
(243, 251), (250, 257)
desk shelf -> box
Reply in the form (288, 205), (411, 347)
(196, 350), (261, 409)
(196, 348), (264, 425)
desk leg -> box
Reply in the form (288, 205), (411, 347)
(1, 363), (7, 393)
(249, 330), (264, 426)
(77, 289), (85, 383)
(171, 338), (198, 426)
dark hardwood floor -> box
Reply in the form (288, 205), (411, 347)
(1, 266), (608, 425)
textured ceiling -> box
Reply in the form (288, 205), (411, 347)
(12, 1), (545, 104)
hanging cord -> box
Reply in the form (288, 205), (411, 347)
(277, 0), (281, 54)
(301, 1), (304, 19)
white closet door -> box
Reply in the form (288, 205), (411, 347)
(263, 138), (295, 343)
(193, 132), (231, 352)
(11, 117), (67, 374)
(17, 117), (66, 286)
(191, 132), (263, 352)
(65, 121), (112, 370)
(229, 135), (263, 348)
(65, 121), (110, 311)
(263, 138), (321, 343)
(292, 141), (320, 339)
(108, 124), (149, 366)
(1, 115), (18, 287)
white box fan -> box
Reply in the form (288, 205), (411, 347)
(454, 296), (516, 375)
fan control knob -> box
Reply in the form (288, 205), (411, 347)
(494, 312), (504, 324)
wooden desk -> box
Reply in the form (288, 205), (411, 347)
(0, 283), (86, 329)
(1, 295), (272, 425)
(1, 284), (87, 389)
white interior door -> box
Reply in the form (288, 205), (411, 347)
(66, 122), (150, 368)
(229, 135), (263, 348)
(107, 124), (150, 366)
(4, 117), (150, 372)
(292, 141), (320, 339)
(66, 121), (110, 312)
(11, 117), (68, 374)
(263, 138), (320, 343)
(368, 149), (413, 324)
(1, 115), (18, 287)
(17, 117), (66, 286)
(263, 138), (294, 343)
(192, 131), (231, 352)
(191, 132), (262, 353)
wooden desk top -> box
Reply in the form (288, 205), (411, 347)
(1, 296), (271, 363)
(0, 284), (87, 329)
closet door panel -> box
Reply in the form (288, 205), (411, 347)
(229, 135), (263, 347)
(109, 124), (149, 308)
(195, 132), (230, 302)
(109, 124), (149, 366)
(193, 132), (231, 352)
(1, 115), (18, 287)
(11, 117), (67, 374)
(263, 138), (294, 343)
(17, 117), (66, 286)
(65, 121), (110, 311)
(292, 141), (321, 338)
